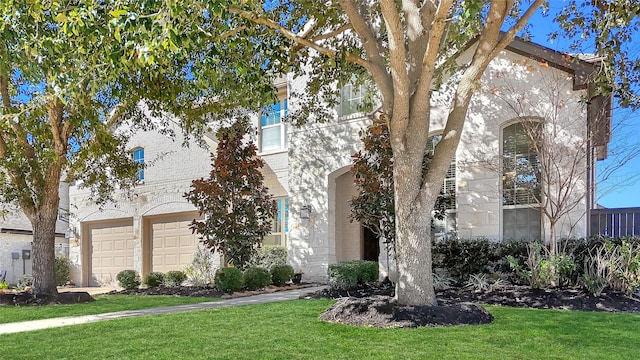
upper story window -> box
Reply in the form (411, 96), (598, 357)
(260, 99), (287, 152)
(502, 121), (542, 240)
(133, 147), (144, 181)
(340, 83), (366, 117)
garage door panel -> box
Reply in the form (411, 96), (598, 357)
(89, 221), (134, 286)
(151, 215), (199, 273)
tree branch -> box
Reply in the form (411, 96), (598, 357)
(337, 0), (393, 110)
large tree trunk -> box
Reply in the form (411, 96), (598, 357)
(31, 210), (59, 296)
(393, 152), (439, 306)
(29, 165), (63, 296)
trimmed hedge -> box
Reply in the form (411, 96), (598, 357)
(143, 272), (165, 287)
(328, 260), (378, 289)
(116, 270), (140, 290)
(243, 267), (271, 290)
(54, 256), (72, 286)
(164, 270), (187, 287)
(214, 267), (243, 293)
(270, 264), (294, 286)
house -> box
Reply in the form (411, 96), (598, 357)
(0, 184), (70, 285)
(68, 37), (611, 285)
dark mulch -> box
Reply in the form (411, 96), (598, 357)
(319, 295), (493, 328)
(305, 282), (640, 328)
(0, 291), (94, 306)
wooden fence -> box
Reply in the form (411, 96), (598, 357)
(590, 207), (640, 237)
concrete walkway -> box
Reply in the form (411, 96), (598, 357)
(0, 286), (326, 335)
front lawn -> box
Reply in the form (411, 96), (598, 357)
(0, 295), (215, 324)
(1, 299), (638, 359)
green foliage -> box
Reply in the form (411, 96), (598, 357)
(0, 280), (8, 290)
(249, 246), (287, 270)
(466, 274), (491, 292)
(214, 267), (243, 293)
(54, 256), (72, 286)
(143, 272), (165, 288)
(554, 1), (640, 109)
(328, 263), (358, 289)
(433, 273), (454, 290)
(270, 264), (294, 286)
(433, 238), (500, 284)
(16, 275), (33, 290)
(507, 242), (575, 289)
(116, 270), (141, 290)
(185, 120), (277, 270)
(608, 240), (640, 294)
(328, 260), (378, 289)
(184, 246), (217, 286)
(164, 270), (187, 287)
(242, 267), (271, 290)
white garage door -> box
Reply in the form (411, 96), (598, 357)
(89, 220), (134, 286)
(150, 213), (200, 273)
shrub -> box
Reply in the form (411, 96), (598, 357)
(116, 270), (141, 290)
(0, 280), (8, 290)
(609, 240), (640, 294)
(243, 267), (271, 290)
(507, 241), (575, 289)
(249, 245), (287, 270)
(17, 275), (33, 290)
(214, 267), (243, 293)
(433, 273), (454, 290)
(433, 238), (500, 284)
(184, 246), (217, 286)
(270, 264), (294, 286)
(143, 272), (165, 287)
(328, 260), (378, 289)
(328, 263), (358, 289)
(350, 260), (379, 283)
(164, 270), (187, 287)
(54, 256), (72, 286)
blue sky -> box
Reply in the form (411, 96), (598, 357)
(524, 4), (640, 209)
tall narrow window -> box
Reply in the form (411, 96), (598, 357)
(502, 122), (542, 240)
(264, 198), (289, 246)
(260, 99), (287, 152)
(426, 134), (457, 240)
(133, 148), (144, 181)
(340, 83), (366, 117)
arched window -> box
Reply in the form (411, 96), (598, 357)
(426, 134), (456, 240)
(502, 122), (541, 240)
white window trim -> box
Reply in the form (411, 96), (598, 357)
(259, 98), (288, 154)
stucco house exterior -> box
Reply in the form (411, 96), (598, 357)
(68, 37), (611, 285)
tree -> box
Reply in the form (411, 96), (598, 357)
(473, 66), (593, 255)
(185, 119), (277, 270)
(0, 1), (279, 296)
(121, 0), (638, 306)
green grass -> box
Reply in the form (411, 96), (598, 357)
(0, 295), (216, 324)
(1, 300), (638, 359)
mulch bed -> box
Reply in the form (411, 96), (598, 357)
(0, 291), (95, 306)
(304, 282), (640, 328)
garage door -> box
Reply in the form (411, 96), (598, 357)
(89, 220), (134, 286)
(150, 214), (200, 273)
